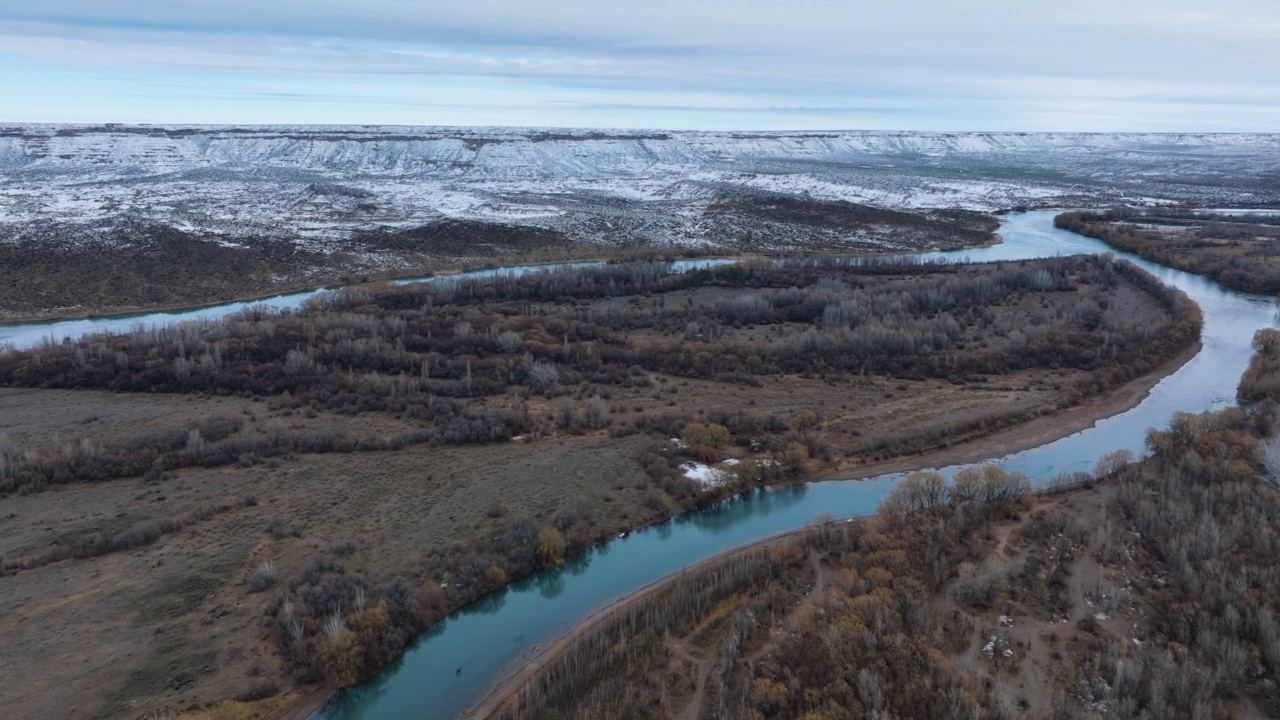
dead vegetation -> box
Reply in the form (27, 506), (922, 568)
(1056, 209), (1280, 294)
(481, 343), (1280, 720)
(0, 253), (1202, 718)
(0, 254), (1198, 481)
(0, 197), (1000, 320)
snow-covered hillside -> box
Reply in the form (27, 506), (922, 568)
(0, 125), (1276, 248)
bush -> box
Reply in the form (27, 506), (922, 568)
(682, 422), (731, 451)
(537, 525), (567, 568)
(248, 560), (278, 592)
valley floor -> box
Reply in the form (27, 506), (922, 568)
(0, 341), (1195, 720)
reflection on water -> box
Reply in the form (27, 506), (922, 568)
(534, 571), (565, 601)
(676, 484), (811, 534)
(466, 587), (508, 617)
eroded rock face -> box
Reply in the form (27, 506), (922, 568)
(1, 126), (1275, 245)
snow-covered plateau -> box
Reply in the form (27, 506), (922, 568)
(1, 125), (1277, 247)
(0, 125), (1276, 318)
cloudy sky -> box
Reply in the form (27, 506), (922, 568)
(1, 0), (1277, 131)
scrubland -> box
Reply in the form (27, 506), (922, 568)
(1056, 209), (1280, 295)
(487, 330), (1280, 720)
(0, 253), (1199, 718)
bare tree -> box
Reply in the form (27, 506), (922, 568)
(495, 330), (523, 353)
(1261, 435), (1280, 490)
(583, 395), (609, 428)
(322, 611), (346, 638)
(528, 359), (560, 392)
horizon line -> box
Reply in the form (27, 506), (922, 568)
(2, 121), (1279, 136)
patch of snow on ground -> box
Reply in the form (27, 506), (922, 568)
(679, 461), (732, 489)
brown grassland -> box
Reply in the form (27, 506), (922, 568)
(0, 252), (1197, 719)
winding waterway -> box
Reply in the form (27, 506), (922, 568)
(0, 260), (728, 351)
(1, 211), (1272, 719)
(314, 210), (1278, 720)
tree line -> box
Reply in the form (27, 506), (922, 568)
(1056, 209), (1280, 294)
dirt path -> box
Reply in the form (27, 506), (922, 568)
(670, 640), (712, 720)
(809, 550), (831, 595)
(678, 666), (711, 720)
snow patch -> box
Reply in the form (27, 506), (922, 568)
(679, 461), (732, 489)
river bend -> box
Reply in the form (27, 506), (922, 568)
(2, 211), (1271, 720)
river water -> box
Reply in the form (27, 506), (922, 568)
(313, 211), (1276, 720)
(0, 260), (734, 351)
(1, 211), (1271, 719)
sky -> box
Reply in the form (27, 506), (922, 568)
(0, 1), (1277, 131)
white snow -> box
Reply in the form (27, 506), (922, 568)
(679, 461), (732, 489)
(0, 124), (1274, 249)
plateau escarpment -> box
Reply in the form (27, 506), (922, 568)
(1, 126), (1277, 318)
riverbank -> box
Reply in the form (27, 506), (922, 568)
(275, 528), (813, 720)
(2, 209), (1233, 720)
(270, 335), (1200, 720)
(0, 215), (1003, 327)
(461, 465), (1104, 719)
(0, 249), (728, 325)
(459, 341), (1200, 720)
(462, 526), (814, 719)
(5, 251), (1189, 719)
(465, 348), (1280, 720)
(0, 206), (1004, 326)
(1055, 209), (1280, 296)
(239, 209), (1279, 720)
(821, 339), (1201, 481)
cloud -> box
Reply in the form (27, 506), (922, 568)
(0, 0), (1277, 130)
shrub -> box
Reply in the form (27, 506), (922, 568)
(682, 422), (731, 451)
(319, 627), (362, 687)
(283, 348), (320, 376)
(537, 525), (567, 568)
(248, 560), (278, 593)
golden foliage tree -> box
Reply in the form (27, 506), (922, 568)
(682, 422), (731, 450)
(537, 525), (566, 568)
(320, 627), (363, 687)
